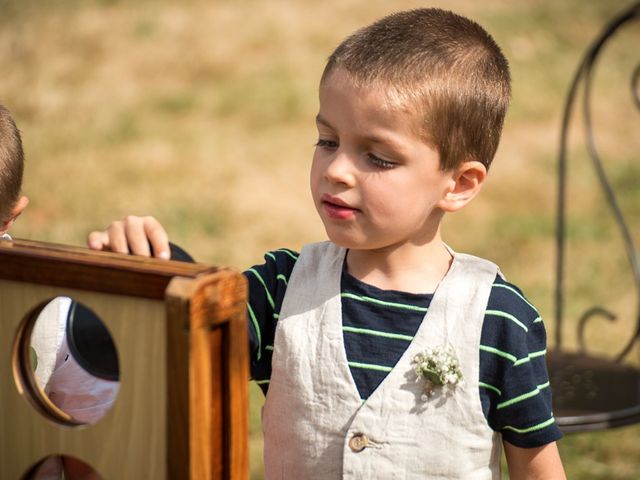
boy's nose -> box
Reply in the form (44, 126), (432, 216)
(324, 152), (356, 187)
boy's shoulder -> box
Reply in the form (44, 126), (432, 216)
(451, 249), (540, 320)
(261, 241), (343, 270)
(483, 274), (546, 357)
(246, 248), (300, 279)
(487, 275), (541, 323)
(264, 247), (300, 263)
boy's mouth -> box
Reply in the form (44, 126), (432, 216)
(320, 194), (359, 220)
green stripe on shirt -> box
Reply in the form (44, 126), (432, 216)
(513, 349), (547, 366)
(503, 416), (556, 434)
(480, 344), (517, 363)
(247, 302), (262, 361)
(247, 268), (275, 310)
(489, 284), (546, 327)
(341, 292), (428, 313)
(479, 382), (502, 396)
(348, 361), (393, 373)
(485, 310), (528, 332)
(342, 325), (414, 342)
(497, 382), (550, 410)
(481, 345), (547, 367)
(491, 283), (538, 313)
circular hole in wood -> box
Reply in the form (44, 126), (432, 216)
(22, 454), (103, 480)
(13, 296), (120, 426)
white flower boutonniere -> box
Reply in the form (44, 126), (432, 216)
(412, 345), (463, 399)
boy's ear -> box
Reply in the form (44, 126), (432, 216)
(0, 195), (29, 234)
(438, 161), (487, 213)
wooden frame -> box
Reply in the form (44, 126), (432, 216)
(0, 239), (249, 479)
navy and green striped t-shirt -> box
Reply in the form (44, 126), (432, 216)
(246, 248), (562, 449)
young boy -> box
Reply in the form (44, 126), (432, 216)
(88, 8), (566, 478)
(0, 104), (29, 239)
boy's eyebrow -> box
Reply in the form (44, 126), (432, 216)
(316, 113), (407, 152)
(315, 114), (332, 129)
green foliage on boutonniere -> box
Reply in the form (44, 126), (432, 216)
(412, 345), (463, 397)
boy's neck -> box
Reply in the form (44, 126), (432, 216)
(344, 237), (453, 294)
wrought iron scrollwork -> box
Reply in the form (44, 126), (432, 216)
(555, 1), (640, 363)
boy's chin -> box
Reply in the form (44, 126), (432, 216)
(323, 230), (370, 251)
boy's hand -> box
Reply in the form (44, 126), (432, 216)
(87, 215), (170, 259)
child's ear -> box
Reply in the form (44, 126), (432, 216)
(438, 161), (487, 213)
(0, 195), (29, 234)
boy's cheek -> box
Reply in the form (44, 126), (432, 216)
(309, 170), (324, 202)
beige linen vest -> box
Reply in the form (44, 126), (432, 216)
(262, 242), (502, 479)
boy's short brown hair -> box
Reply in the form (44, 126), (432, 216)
(0, 105), (25, 220)
(321, 8), (511, 171)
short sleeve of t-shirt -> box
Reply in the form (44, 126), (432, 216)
(479, 275), (562, 447)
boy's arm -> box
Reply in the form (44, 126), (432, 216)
(87, 215), (170, 259)
(504, 440), (566, 480)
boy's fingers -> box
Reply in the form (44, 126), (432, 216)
(123, 216), (152, 257)
(87, 231), (109, 251)
(143, 216), (170, 259)
(86, 216), (169, 259)
(107, 221), (130, 254)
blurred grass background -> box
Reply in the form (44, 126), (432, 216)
(1, 0), (639, 478)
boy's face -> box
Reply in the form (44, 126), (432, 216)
(310, 69), (458, 252)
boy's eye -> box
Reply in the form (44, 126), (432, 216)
(367, 153), (396, 169)
(315, 139), (338, 149)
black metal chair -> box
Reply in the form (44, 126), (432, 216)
(547, 1), (640, 432)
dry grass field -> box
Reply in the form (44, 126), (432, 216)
(2, 0), (639, 478)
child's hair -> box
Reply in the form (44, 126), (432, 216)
(0, 105), (25, 220)
(321, 8), (511, 171)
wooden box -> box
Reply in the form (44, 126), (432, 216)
(0, 239), (249, 479)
